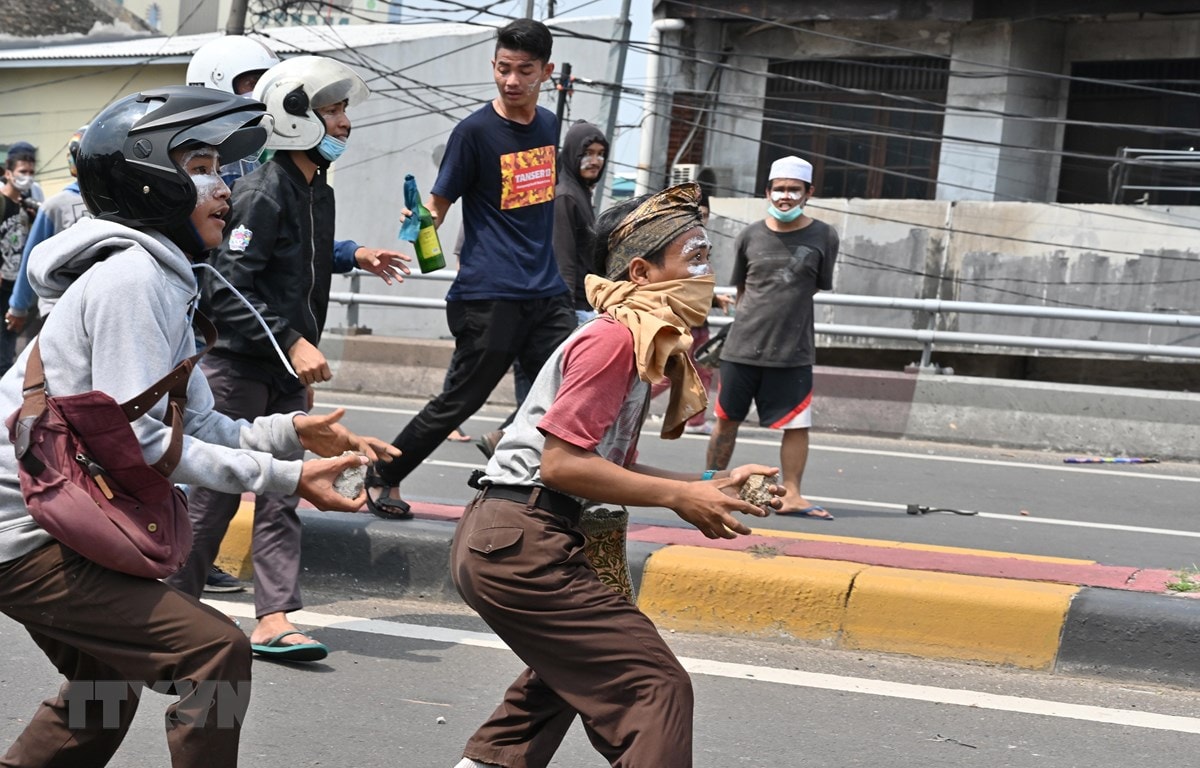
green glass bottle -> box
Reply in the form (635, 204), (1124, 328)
(413, 198), (445, 274)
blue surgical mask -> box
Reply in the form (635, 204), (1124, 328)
(767, 204), (804, 223)
(317, 135), (347, 162)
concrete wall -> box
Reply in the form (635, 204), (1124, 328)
(936, 20), (1068, 202)
(318, 336), (1200, 460)
(702, 198), (1200, 358)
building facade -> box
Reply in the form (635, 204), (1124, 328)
(650, 1), (1200, 206)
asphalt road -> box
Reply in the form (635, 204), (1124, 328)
(318, 390), (1200, 572)
(4, 591), (1199, 767)
(4, 390), (1199, 765)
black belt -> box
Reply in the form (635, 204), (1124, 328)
(480, 484), (581, 522)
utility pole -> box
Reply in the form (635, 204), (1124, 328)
(593, 0), (632, 210)
(524, 0), (535, 18)
(224, 0), (248, 35)
(555, 62), (573, 149)
(635, 18), (685, 196)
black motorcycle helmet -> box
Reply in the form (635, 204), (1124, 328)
(77, 85), (270, 254)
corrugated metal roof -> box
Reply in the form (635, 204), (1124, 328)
(0, 22), (491, 67)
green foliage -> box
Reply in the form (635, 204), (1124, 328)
(1167, 565), (1200, 593)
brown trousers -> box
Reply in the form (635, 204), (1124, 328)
(0, 542), (251, 767)
(451, 494), (694, 768)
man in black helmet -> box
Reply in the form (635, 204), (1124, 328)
(0, 85), (397, 767)
(168, 56), (409, 663)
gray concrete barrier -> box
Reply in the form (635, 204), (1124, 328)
(319, 335), (1200, 461)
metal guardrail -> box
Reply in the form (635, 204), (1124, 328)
(1109, 147), (1200, 204)
(331, 270), (1200, 368)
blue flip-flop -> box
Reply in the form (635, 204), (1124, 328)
(778, 505), (834, 520)
(251, 630), (329, 662)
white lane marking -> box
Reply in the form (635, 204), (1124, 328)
(210, 601), (1200, 735)
(319, 401), (1200, 484)
(401, 469), (1200, 540)
(682, 658), (1200, 735)
(805, 495), (1200, 540)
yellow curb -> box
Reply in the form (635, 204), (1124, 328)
(213, 499), (256, 580)
(637, 546), (1078, 670)
(748, 527), (1093, 565)
(638, 547), (863, 640)
(842, 567), (1077, 669)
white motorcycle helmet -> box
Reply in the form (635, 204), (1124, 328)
(186, 35), (280, 95)
(253, 56), (369, 151)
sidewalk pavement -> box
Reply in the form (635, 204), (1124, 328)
(215, 495), (1200, 690)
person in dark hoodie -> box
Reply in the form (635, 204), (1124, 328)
(553, 119), (609, 324)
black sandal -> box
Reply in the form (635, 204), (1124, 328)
(364, 467), (412, 520)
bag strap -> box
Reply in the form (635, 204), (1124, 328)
(17, 310), (219, 477)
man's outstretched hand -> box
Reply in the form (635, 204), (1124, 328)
(294, 408), (400, 463)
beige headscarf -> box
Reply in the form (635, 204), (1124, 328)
(586, 275), (714, 439)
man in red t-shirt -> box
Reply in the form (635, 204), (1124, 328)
(449, 183), (782, 768)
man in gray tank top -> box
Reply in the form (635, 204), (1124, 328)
(449, 183), (783, 768)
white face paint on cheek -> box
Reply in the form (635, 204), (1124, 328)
(687, 263), (713, 277)
(191, 173), (225, 204)
(770, 190), (803, 202)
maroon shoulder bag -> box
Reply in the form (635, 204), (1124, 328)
(6, 313), (217, 579)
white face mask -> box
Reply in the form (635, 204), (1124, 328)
(10, 173), (33, 192)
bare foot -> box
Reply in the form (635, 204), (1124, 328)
(776, 492), (833, 520)
(446, 428), (472, 442)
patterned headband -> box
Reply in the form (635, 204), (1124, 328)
(605, 182), (704, 279)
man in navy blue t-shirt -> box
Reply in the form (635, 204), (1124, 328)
(367, 19), (576, 518)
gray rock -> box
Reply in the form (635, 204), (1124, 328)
(333, 452), (367, 498)
(739, 473), (777, 509)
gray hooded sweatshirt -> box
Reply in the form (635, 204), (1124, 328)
(0, 217), (303, 565)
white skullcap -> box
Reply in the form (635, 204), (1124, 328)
(768, 155), (813, 183)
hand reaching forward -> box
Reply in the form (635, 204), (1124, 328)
(355, 247), (411, 285)
(671, 464), (782, 540)
(297, 452), (369, 512)
(293, 408), (401, 463)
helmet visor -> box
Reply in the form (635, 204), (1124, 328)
(170, 108), (273, 165)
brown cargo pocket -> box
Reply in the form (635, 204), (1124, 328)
(466, 526), (523, 556)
